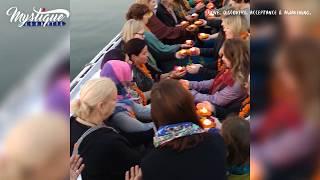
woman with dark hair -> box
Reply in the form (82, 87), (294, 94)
(220, 116), (250, 180)
(138, 79), (227, 180)
(124, 38), (187, 92)
(126, 3), (191, 44)
(100, 49), (126, 69)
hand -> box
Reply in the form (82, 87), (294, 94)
(181, 44), (193, 49)
(185, 15), (193, 21)
(189, 47), (200, 56)
(70, 144), (85, 180)
(125, 165), (142, 180)
(196, 101), (215, 112)
(195, 2), (205, 11)
(179, 79), (190, 90)
(170, 69), (187, 79)
(186, 64), (203, 74)
(175, 51), (186, 59)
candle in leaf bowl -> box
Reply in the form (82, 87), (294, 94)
(199, 117), (216, 129)
(196, 106), (212, 117)
(198, 33), (209, 40)
(206, 2), (215, 9)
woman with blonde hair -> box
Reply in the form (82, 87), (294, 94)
(177, 14), (249, 79)
(121, 19), (188, 75)
(70, 78), (141, 180)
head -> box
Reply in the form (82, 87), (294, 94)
(136, 0), (157, 11)
(71, 78), (117, 124)
(221, 115), (250, 166)
(1, 113), (69, 180)
(230, 0), (250, 6)
(124, 38), (149, 65)
(122, 19), (146, 43)
(100, 49), (126, 69)
(221, 39), (250, 87)
(126, 3), (153, 25)
(160, 0), (174, 6)
(274, 38), (320, 122)
(151, 79), (207, 151)
(222, 14), (249, 39)
(100, 60), (133, 86)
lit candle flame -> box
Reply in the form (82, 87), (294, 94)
(200, 107), (208, 113)
(203, 119), (212, 126)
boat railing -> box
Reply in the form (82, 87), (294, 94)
(70, 32), (122, 101)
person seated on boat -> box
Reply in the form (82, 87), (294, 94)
(126, 79), (227, 180)
(199, 74), (250, 120)
(119, 18), (161, 75)
(127, 3), (191, 44)
(70, 78), (143, 180)
(156, 0), (182, 27)
(208, 115), (250, 180)
(0, 113), (69, 180)
(180, 38), (249, 112)
(124, 38), (187, 92)
(121, 19), (192, 73)
(100, 48), (126, 69)
(205, 0), (250, 28)
(136, 0), (158, 13)
(172, 0), (207, 21)
(100, 60), (155, 134)
(177, 14), (249, 80)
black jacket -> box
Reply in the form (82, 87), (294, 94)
(156, 3), (181, 27)
(141, 133), (227, 180)
(70, 117), (141, 180)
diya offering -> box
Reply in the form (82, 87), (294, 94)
(198, 33), (209, 40)
(206, 2), (215, 9)
(185, 40), (194, 46)
(199, 117), (216, 129)
(196, 106), (212, 117)
(180, 21), (190, 28)
(178, 49), (190, 56)
(186, 24), (198, 32)
(194, 20), (204, 26)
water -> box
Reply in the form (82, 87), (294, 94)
(0, 0), (69, 102)
(71, 0), (133, 79)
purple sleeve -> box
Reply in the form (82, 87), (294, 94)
(189, 79), (214, 92)
(191, 82), (245, 106)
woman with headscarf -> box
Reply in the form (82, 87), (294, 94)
(100, 60), (155, 134)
